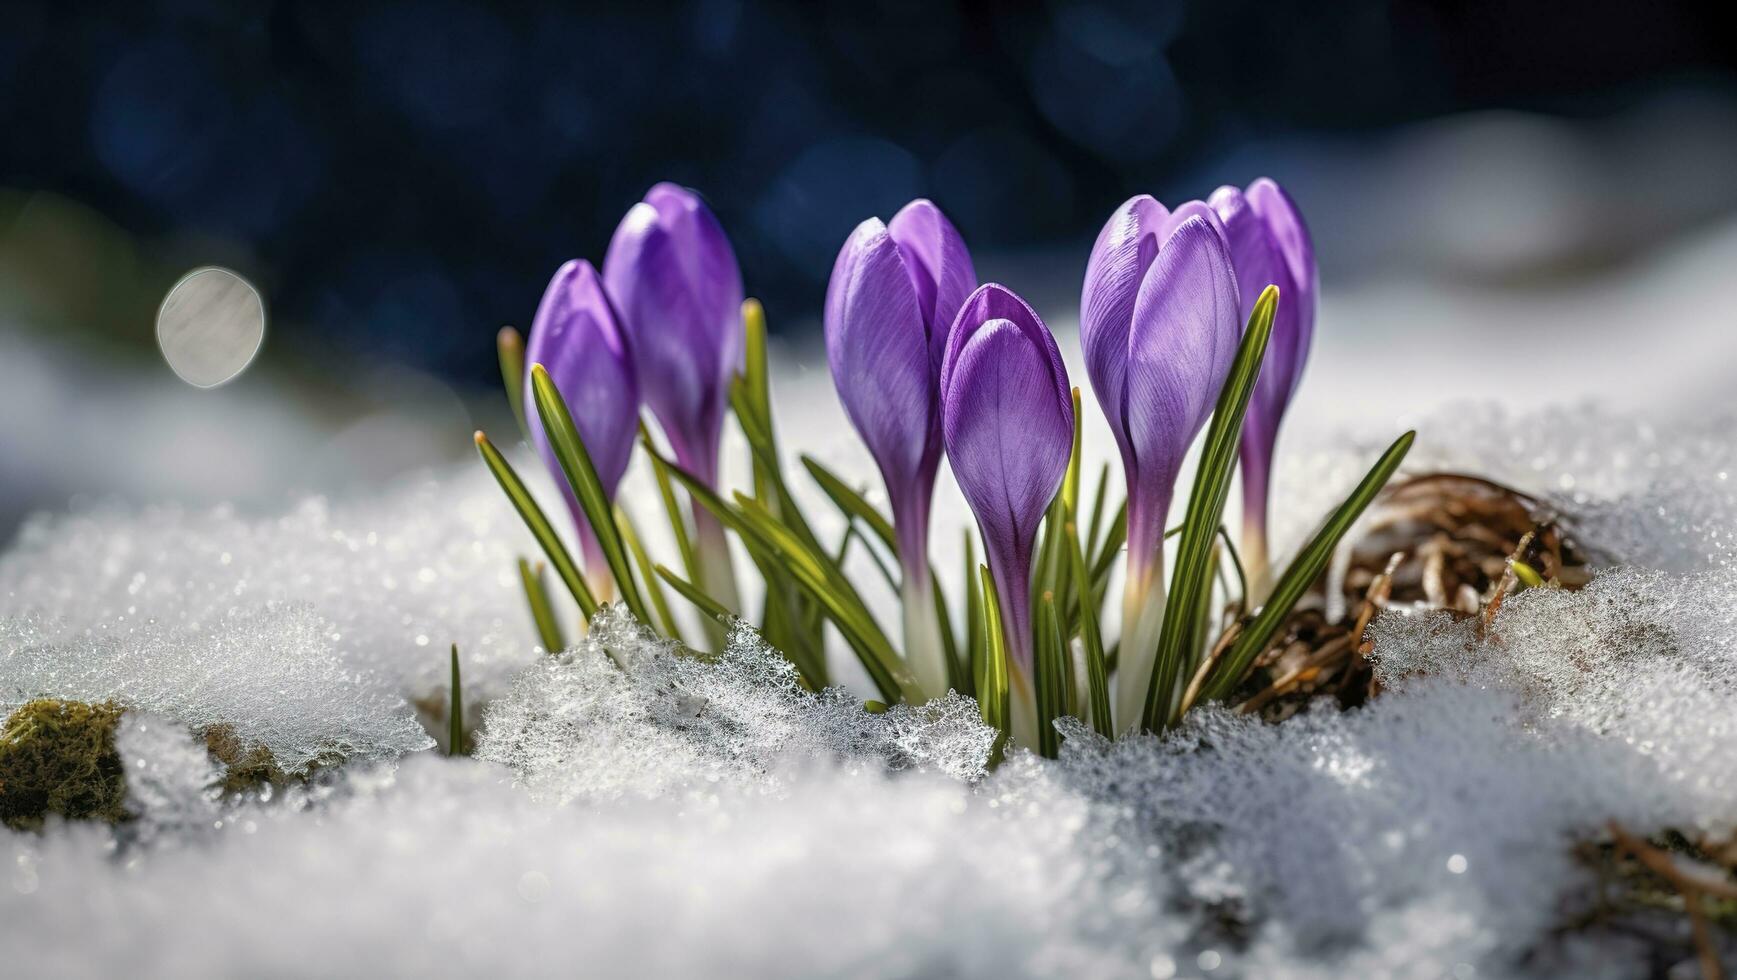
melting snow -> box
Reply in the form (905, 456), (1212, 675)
(0, 403), (1733, 977)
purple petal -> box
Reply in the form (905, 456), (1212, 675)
(602, 184), (743, 484)
(1210, 179), (1318, 531)
(1080, 195), (1169, 466)
(887, 199), (977, 374)
(824, 218), (933, 522)
(940, 283), (1073, 668)
(1247, 177), (1317, 405)
(1121, 215), (1242, 559)
(524, 259), (641, 541)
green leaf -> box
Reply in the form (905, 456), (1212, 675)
(736, 492), (917, 697)
(1061, 387), (1084, 518)
(497, 326), (528, 442)
(645, 423), (699, 580)
(963, 532), (984, 700)
(1065, 522), (1114, 739)
(615, 506), (684, 643)
(655, 449), (918, 702)
(975, 564), (1010, 766)
(1034, 388), (1085, 613)
(935, 567), (965, 695)
(655, 563), (735, 631)
(738, 299), (780, 502)
(474, 431), (598, 619)
(528, 364), (654, 627)
(1196, 429), (1416, 707)
(1084, 462), (1111, 561)
(1216, 525), (1249, 618)
(1144, 285), (1279, 732)
(517, 557), (566, 653)
(1088, 498), (1128, 586)
(800, 455), (896, 552)
(1034, 591), (1068, 759)
(448, 643), (465, 758)
(1510, 559), (1544, 589)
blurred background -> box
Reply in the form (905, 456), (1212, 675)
(3, 0), (1737, 535)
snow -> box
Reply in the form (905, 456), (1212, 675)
(3, 391), (1735, 976)
(3, 304), (1737, 974)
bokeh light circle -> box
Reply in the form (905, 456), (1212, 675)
(156, 266), (266, 388)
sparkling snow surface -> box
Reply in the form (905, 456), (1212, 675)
(3, 325), (1736, 978)
(1, 399), (1731, 978)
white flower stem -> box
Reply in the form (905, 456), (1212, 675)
(693, 508), (739, 647)
(1242, 515), (1273, 604)
(1114, 553), (1168, 735)
(900, 569), (949, 703)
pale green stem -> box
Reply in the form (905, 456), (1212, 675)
(900, 568), (949, 703)
(1115, 551), (1168, 735)
(1242, 513), (1273, 604)
(693, 508), (739, 647)
(1009, 661), (1038, 750)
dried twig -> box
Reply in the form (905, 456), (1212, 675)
(1609, 821), (1734, 980)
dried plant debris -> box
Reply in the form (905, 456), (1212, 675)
(1232, 471), (1593, 721)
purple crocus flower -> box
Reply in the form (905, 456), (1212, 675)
(826, 200), (976, 699)
(523, 259), (640, 595)
(1080, 196), (1241, 732)
(1208, 178), (1317, 592)
(602, 182), (744, 488)
(603, 183), (745, 611)
(940, 283), (1073, 689)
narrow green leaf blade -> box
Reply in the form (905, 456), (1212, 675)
(497, 326), (528, 442)
(963, 532), (984, 700)
(474, 431), (598, 619)
(655, 563), (735, 631)
(1144, 285), (1279, 732)
(616, 506), (684, 643)
(529, 365), (653, 626)
(800, 455), (897, 552)
(448, 643), (464, 757)
(1065, 523), (1114, 738)
(1034, 592), (1067, 759)
(976, 564), (1010, 766)
(645, 423), (699, 580)
(517, 557), (566, 653)
(1199, 429), (1416, 705)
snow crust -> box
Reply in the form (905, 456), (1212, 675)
(0, 404), (1733, 978)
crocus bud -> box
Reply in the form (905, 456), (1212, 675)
(523, 260), (640, 593)
(1080, 197), (1241, 733)
(940, 283), (1073, 686)
(826, 200), (976, 699)
(1208, 178), (1317, 592)
(602, 182), (744, 487)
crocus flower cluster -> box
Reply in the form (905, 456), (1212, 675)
(824, 200), (977, 700)
(524, 182), (744, 612)
(496, 173), (1343, 751)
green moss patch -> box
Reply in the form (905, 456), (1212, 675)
(0, 699), (129, 831)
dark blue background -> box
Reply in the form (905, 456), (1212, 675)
(2, 0), (1731, 385)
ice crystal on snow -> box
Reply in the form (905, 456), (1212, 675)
(0, 605), (431, 772)
(477, 606), (994, 802)
(0, 403), (1734, 978)
(0, 465), (550, 703)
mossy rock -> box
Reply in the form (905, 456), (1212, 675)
(0, 699), (129, 831)
(202, 724), (292, 794)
